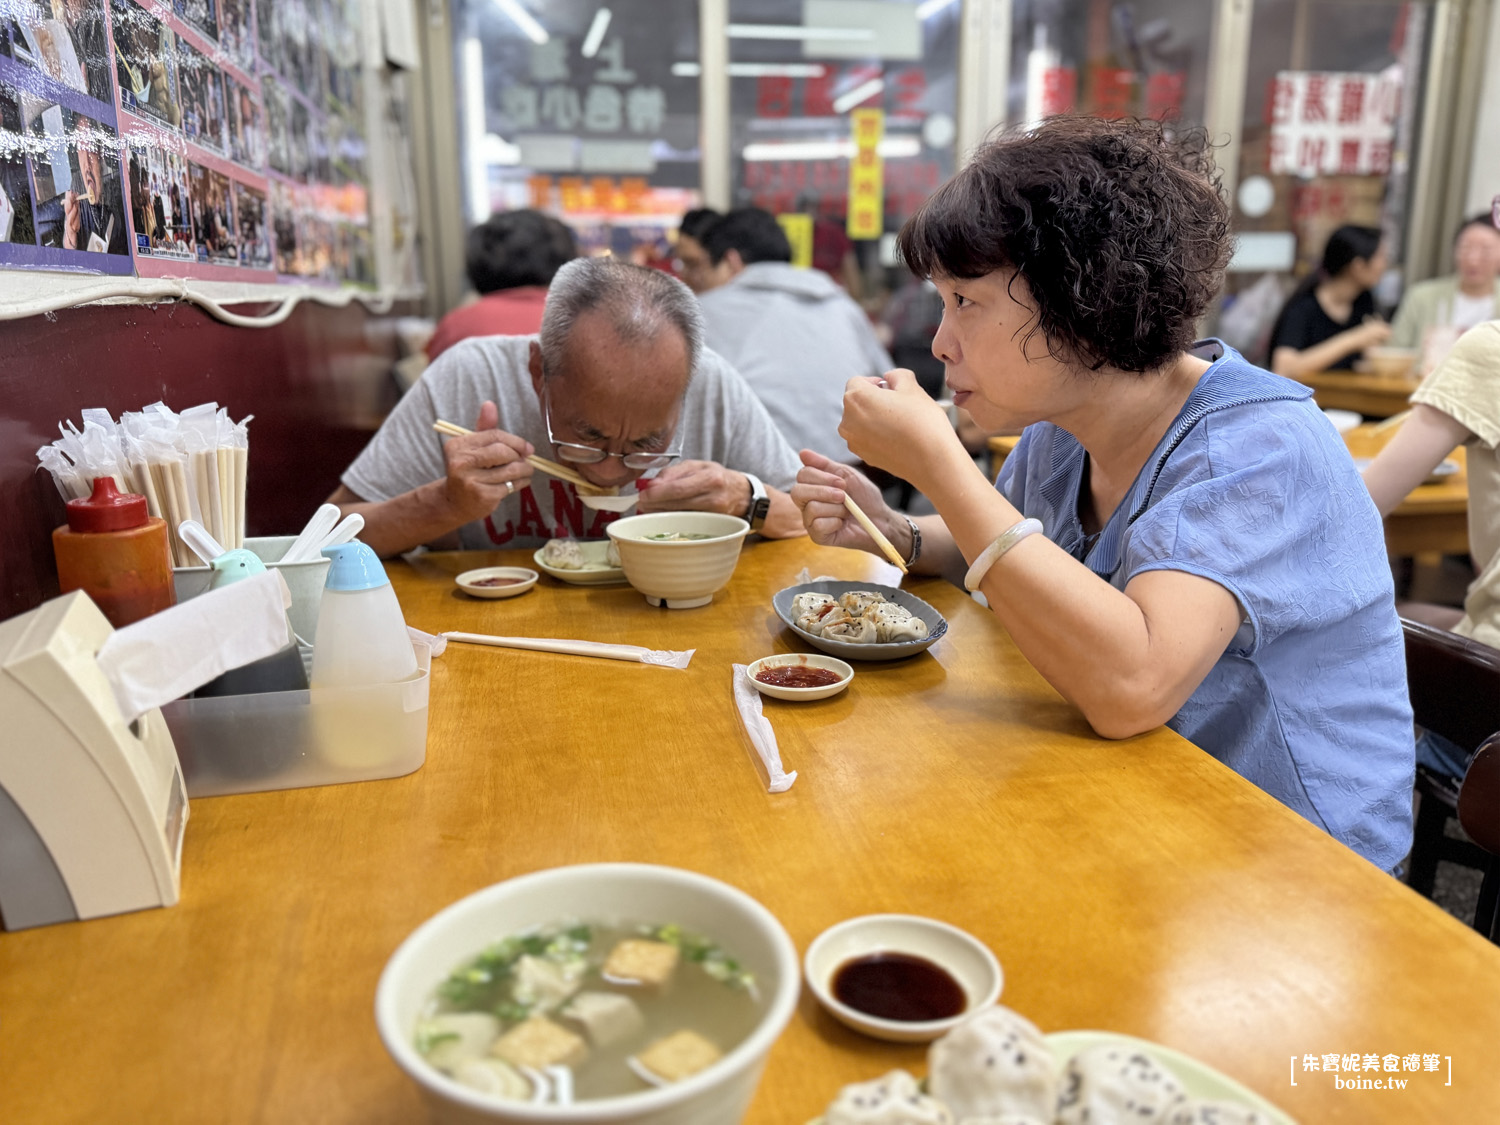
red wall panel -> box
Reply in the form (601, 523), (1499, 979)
(0, 298), (406, 620)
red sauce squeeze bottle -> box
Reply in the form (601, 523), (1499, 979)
(52, 477), (176, 628)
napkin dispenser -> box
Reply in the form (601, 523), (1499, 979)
(0, 592), (186, 931)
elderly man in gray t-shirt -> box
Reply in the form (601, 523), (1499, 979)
(332, 257), (805, 555)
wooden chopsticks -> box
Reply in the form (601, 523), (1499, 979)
(842, 494), (909, 574)
(432, 419), (613, 495)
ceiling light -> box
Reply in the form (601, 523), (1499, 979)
(726, 24), (875, 41)
(831, 77), (884, 114)
(494, 0), (548, 45)
(916, 0), (960, 19)
(741, 136), (923, 161)
(672, 62), (828, 78)
(581, 8), (611, 58)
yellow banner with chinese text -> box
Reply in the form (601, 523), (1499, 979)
(847, 108), (884, 241)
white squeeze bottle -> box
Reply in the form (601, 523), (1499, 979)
(311, 541), (418, 687)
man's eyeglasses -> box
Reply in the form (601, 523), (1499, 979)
(542, 386), (682, 470)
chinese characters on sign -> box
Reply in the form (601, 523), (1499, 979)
(846, 108), (884, 241)
(1268, 71), (1401, 178)
(498, 34), (667, 173)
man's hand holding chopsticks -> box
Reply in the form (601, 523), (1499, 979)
(440, 401), (535, 524)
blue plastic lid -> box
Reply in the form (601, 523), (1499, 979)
(321, 541), (390, 591)
(209, 548), (267, 588)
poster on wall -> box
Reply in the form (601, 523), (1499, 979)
(0, 0), (372, 282)
(127, 139), (193, 258)
(1268, 70), (1401, 178)
(0, 3), (133, 276)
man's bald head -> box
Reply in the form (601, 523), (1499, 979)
(538, 256), (704, 384)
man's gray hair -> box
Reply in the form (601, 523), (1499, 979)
(538, 256), (704, 378)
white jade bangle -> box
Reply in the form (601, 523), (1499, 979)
(963, 518), (1043, 592)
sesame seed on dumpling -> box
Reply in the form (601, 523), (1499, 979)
(1055, 1044), (1187, 1125)
(927, 1006), (1058, 1123)
(1164, 1097), (1275, 1124)
(823, 1069), (954, 1125)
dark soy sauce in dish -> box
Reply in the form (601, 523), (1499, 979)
(831, 952), (967, 1022)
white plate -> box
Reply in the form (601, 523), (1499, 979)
(746, 653), (853, 701)
(1045, 1031), (1298, 1123)
(531, 541), (627, 585)
(803, 914), (1002, 1044)
(455, 566), (538, 599)
(806, 1029), (1296, 1124)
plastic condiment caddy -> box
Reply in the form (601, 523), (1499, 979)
(160, 636), (430, 798)
(160, 541), (430, 798)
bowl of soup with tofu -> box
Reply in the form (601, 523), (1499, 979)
(375, 863), (800, 1124)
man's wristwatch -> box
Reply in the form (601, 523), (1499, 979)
(742, 472), (770, 533)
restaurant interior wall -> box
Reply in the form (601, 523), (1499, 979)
(0, 0), (433, 620)
(441, 0), (1491, 342)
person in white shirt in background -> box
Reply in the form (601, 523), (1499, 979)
(1390, 212), (1500, 370)
(696, 207), (893, 465)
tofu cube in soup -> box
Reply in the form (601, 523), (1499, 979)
(512, 953), (585, 1012)
(602, 939), (679, 987)
(562, 990), (645, 1047)
(491, 1015), (589, 1070)
(420, 1012), (500, 1072)
(453, 1057), (532, 1101)
(634, 1029), (722, 1084)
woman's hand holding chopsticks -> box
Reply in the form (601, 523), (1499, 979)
(436, 401), (536, 523)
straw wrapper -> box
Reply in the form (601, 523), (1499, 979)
(731, 664), (797, 793)
(444, 632), (694, 669)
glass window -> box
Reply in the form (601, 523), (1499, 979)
(1007, 0), (1216, 127)
(726, 0), (961, 296)
(1220, 0), (1431, 359)
(452, 0), (700, 259)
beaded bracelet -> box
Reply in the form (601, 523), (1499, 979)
(963, 518), (1043, 592)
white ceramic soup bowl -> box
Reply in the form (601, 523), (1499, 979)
(605, 512), (750, 609)
(375, 863), (800, 1125)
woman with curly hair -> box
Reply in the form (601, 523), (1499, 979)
(792, 117), (1414, 871)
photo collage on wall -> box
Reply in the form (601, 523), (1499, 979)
(0, 1), (132, 274)
(0, 0), (371, 284)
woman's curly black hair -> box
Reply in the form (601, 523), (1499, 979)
(897, 116), (1232, 373)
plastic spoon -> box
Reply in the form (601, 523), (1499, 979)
(178, 519), (227, 565)
(280, 503), (340, 564)
(316, 513), (365, 552)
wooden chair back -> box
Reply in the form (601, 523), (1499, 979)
(1458, 737), (1500, 857)
(1401, 620), (1500, 753)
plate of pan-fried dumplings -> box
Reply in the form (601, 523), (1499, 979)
(773, 582), (947, 661)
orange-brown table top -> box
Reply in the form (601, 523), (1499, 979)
(2, 539), (1497, 1123)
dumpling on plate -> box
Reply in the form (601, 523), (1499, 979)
(792, 592), (837, 617)
(928, 1006), (1057, 1122)
(1055, 1044), (1187, 1125)
(1164, 1098), (1273, 1124)
(542, 538), (587, 570)
(822, 614), (878, 644)
(866, 602), (928, 643)
(838, 590), (885, 616)
(606, 540), (621, 567)
(823, 1069), (953, 1125)
(796, 599), (841, 636)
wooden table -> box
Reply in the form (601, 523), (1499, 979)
(989, 427), (1470, 557)
(4, 540), (1499, 1123)
(1298, 370), (1420, 419)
